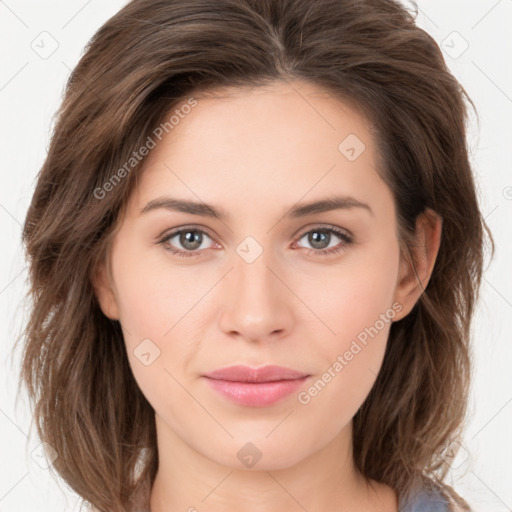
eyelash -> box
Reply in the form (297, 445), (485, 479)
(158, 225), (354, 259)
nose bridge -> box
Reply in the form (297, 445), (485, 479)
(218, 236), (292, 339)
(236, 240), (276, 297)
(233, 237), (281, 309)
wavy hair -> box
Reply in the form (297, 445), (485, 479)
(15, 0), (494, 510)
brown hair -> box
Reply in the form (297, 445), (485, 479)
(15, 0), (494, 511)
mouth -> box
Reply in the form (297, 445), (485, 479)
(202, 365), (310, 407)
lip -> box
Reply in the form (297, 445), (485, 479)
(202, 365), (310, 407)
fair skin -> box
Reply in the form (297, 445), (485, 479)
(93, 79), (442, 512)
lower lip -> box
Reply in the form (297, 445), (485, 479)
(203, 376), (310, 407)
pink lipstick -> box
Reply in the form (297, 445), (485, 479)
(202, 365), (310, 407)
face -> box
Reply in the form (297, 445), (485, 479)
(94, 80), (432, 471)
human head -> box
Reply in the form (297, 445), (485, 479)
(18, 1), (493, 511)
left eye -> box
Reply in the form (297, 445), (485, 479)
(294, 227), (353, 256)
(159, 226), (353, 258)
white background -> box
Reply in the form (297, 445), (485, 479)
(1, 1), (511, 511)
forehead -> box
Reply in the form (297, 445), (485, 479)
(127, 80), (389, 220)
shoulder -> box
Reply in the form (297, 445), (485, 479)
(448, 500), (467, 512)
(399, 482), (454, 512)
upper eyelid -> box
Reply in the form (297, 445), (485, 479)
(160, 225), (216, 242)
(294, 223), (352, 239)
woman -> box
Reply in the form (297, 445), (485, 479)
(17, 0), (493, 510)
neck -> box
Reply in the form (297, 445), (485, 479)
(148, 414), (397, 512)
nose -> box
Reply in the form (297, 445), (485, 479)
(217, 243), (294, 343)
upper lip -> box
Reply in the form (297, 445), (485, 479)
(203, 365), (309, 383)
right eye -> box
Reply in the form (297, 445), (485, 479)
(159, 227), (218, 258)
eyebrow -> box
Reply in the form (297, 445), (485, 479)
(139, 195), (374, 219)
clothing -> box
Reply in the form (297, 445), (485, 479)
(399, 482), (451, 512)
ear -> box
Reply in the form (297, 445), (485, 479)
(392, 208), (442, 322)
(91, 259), (120, 321)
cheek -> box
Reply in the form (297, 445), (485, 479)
(110, 236), (187, 340)
(296, 244), (399, 418)
(109, 248), (189, 414)
(311, 240), (399, 343)
(296, 295), (394, 437)
(108, 236), (210, 398)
